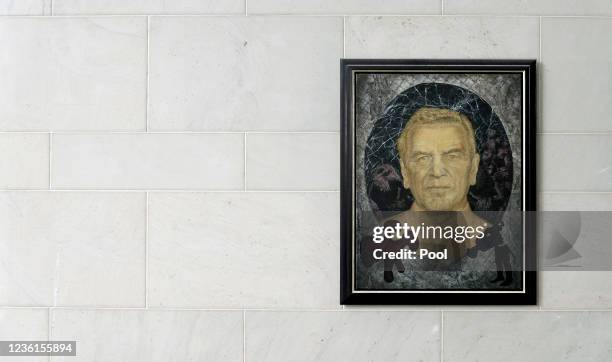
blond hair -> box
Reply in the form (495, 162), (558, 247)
(396, 107), (477, 158)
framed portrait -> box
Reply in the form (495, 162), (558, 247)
(340, 59), (536, 305)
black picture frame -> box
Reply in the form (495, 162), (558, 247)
(340, 59), (537, 305)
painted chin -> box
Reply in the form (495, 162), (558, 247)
(417, 189), (464, 211)
(423, 198), (458, 211)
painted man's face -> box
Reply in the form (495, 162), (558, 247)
(399, 123), (479, 211)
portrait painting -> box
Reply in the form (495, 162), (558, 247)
(340, 59), (537, 305)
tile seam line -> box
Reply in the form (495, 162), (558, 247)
(538, 132), (612, 135)
(6, 190), (612, 193)
(0, 189), (341, 192)
(5, 307), (590, 312)
(13, 307), (612, 312)
(2, 307), (351, 311)
(145, 192), (149, 309)
(244, 133), (247, 191)
(440, 311), (444, 362)
(539, 16), (542, 61)
(48, 133), (52, 189)
(5, 14), (612, 18)
(1, 307), (549, 311)
(541, 191), (612, 194)
(342, 16), (346, 57)
(0, 131), (341, 134)
(47, 307), (52, 347)
(146, 15), (150, 133)
(10, 131), (612, 135)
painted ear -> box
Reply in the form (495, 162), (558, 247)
(469, 153), (480, 185)
(399, 159), (411, 189)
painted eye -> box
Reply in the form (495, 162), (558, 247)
(446, 152), (461, 160)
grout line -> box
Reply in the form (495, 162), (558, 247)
(145, 192), (149, 309)
(0, 306), (546, 312)
(342, 16), (346, 57)
(48, 133), (52, 190)
(538, 308), (612, 312)
(5, 306), (612, 312)
(48, 307), (52, 343)
(0, 307), (54, 309)
(248, 131), (340, 134)
(245, 0), (248, 16)
(146, 16), (150, 132)
(537, 132), (612, 135)
(441, 0), (444, 15)
(7, 189), (612, 194)
(440, 311), (444, 362)
(0, 189), (341, 193)
(0, 131), (341, 135)
(244, 133), (247, 191)
(3, 14), (612, 18)
(541, 191), (612, 194)
(49, 308), (54, 362)
(0, 306), (348, 311)
(539, 16), (542, 61)
(49, 0), (53, 16)
(8, 130), (612, 135)
(14, 306), (612, 312)
(243, 310), (246, 362)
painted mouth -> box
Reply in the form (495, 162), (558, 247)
(426, 186), (451, 190)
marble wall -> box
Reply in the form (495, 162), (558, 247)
(1, 1), (612, 361)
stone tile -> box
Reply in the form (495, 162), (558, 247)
(445, 0), (612, 16)
(248, 0), (440, 15)
(540, 135), (612, 192)
(0, 134), (48, 189)
(444, 311), (612, 360)
(245, 311), (440, 362)
(148, 16), (342, 131)
(0, 18), (146, 131)
(53, 0), (243, 14)
(540, 272), (612, 309)
(51, 309), (242, 362)
(345, 16), (539, 58)
(0, 0), (50, 15)
(0, 308), (49, 362)
(246, 133), (339, 190)
(51, 134), (244, 190)
(541, 18), (612, 132)
(539, 193), (612, 309)
(540, 193), (612, 211)
(0, 192), (145, 306)
(148, 192), (338, 308)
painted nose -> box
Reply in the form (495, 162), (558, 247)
(431, 155), (446, 177)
